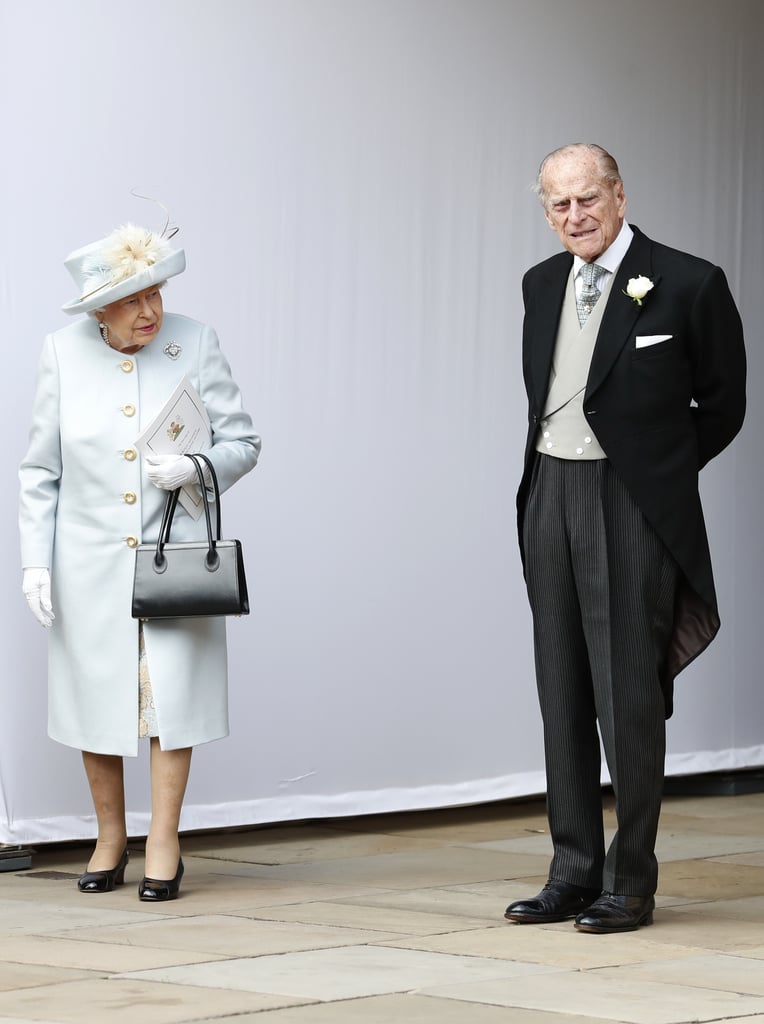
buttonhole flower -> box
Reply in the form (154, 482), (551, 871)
(624, 276), (655, 306)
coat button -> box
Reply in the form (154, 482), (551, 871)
(124, 448), (137, 461)
(124, 492), (137, 504)
(576, 447), (584, 455)
(122, 404), (136, 417)
(120, 360), (134, 373)
(585, 436), (592, 444)
(126, 536), (139, 548)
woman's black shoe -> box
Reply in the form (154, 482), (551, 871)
(138, 858), (184, 902)
(78, 848), (129, 893)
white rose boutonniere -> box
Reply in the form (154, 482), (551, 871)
(625, 275), (655, 306)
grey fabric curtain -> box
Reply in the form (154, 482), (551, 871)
(3, 0), (763, 843)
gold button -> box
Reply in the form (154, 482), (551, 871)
(126, 536), (139, 548)
(120, 360), (134, 373)
(122, 404), (136, 417)
(124, 492), (137, 504)
(124, 448), (137, 461)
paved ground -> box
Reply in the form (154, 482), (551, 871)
(2, 791), (764, 1022)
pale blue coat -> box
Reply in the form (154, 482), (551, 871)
(19, 313), (261, 755)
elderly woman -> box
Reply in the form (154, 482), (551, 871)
(19, 221), (260, 901)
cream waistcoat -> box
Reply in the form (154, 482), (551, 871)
(536, 268), (613, 460)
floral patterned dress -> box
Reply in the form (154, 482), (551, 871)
(138, 624), (158, 738)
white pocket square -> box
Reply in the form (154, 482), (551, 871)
(635, 334), (672, 349)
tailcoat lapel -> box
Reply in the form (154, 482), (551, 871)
(530, 254), (571, 414)
(586, 227), (659, 399)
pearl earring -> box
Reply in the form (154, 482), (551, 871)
(99, 321), (112, 347)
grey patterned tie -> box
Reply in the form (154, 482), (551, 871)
(577, 262), (606, 326)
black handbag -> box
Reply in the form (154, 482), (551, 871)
(132, 453), (249, 619)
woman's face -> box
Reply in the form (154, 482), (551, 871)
(97, 285), (163, 352)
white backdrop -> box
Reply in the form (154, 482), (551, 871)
(2, 0), (763, 844)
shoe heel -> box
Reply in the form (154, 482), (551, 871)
(642, 910), (654, 926)
(114, 848), (129, 886)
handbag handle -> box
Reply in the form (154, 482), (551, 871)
(153, 453), (222, 573)
(190, 453), (223, 537)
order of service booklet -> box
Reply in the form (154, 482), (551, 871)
(135, 375), (211, 520)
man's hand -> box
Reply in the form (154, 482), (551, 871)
(23, 567), (54, 628)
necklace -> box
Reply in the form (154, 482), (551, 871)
(98, 322), (114, 348)
(99, 321), (142, 355)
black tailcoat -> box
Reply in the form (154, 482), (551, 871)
(517, 226), (746, 714)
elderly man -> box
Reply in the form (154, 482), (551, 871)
(505, 143), (746, 933)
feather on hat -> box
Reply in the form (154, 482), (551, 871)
(62, 221), (185, 315)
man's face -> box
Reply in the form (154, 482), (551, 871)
(542, 151), (626, 262)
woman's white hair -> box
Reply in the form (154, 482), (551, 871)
(87, 280), (167, 318)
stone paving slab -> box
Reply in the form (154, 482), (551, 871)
(471, 831), (764, 862)
(330, 882), (524, 921)
(420, 969), (764, 1023)
(0, 898), (171, 935)
(338, 804), (551, 842)
(0, 962), (99, 993)
(211, 992), (620, 1022)
(656, 858), (764, 899)
(596, 954), (764, 995)
(236, 846), (547, 888)
(49, 914), (402, 958)
(377, 923), (711, 969)
(182, 826), (445, 863)
(249, 898), (499, 935)
(0, 979), (306, 1023)
(1, 933), (230, 973)
(123, 946), (564, 1001)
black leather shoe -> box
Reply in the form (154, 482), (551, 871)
(574, 892), (655, 933)
(505, 880), (601, 923)
(139, 858), (184, 902)
(78, 848), (129, 893)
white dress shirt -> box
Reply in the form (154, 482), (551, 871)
(573, 221), (634, 300)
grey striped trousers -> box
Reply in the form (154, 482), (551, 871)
(523, 454), (678, 896)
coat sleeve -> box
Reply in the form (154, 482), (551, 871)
(196, 324), (261, 493)
(18, 336), (62, 568)
(689, 265), (746, 468)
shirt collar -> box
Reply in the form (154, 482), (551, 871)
(573, 221), (633, 277)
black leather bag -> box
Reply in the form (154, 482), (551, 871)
(132, 453), (249, 619)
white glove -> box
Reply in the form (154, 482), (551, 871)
(145, 453), (198, 490)
(23, 567), (54, 628)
